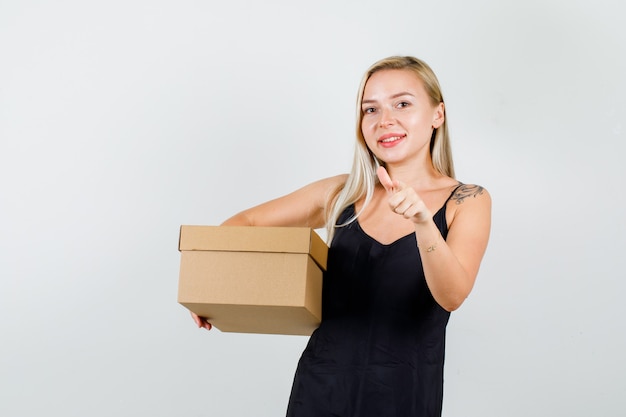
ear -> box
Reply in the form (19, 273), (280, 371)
(432, 102), (445, 129)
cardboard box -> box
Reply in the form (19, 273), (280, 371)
(178, 225), (327, 335)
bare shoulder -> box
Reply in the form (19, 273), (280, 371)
(309, 173), (349, 189)
(446, 183), (491, 230)
(450, 183), (491, 206)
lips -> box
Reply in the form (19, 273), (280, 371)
(378, 133), (406, 147)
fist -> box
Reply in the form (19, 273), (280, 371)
(376, 166), (432, 224)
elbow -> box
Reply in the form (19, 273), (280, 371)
(221, 212), (254, 226)
(439, 275), (476, 312)
(439, 291), (470, 312)
(441, 298), (464, 312)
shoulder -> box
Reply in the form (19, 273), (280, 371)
(446, 183), (491, 227)
(284, 174), (349, 208)
(302, 174), (348, 198)
(314, 173), (349, 187)
(450, 183), (491, 206)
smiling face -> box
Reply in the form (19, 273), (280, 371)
(360, 69), (444, 167)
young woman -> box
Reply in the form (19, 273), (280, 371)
(192, 56), (491, 417)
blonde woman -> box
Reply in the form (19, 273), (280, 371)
(192, 56), (491, 417)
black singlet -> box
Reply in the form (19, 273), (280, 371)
(286, 187), (460, 417)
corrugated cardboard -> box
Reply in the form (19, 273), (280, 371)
(178, 226), (327, 335)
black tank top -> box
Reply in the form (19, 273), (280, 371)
(287, 187), (459, 417)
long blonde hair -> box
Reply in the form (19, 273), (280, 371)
(325, 56), (455, 242)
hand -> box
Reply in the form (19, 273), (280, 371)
(191, 311), (212, 330)
(376, 166), (432, 224)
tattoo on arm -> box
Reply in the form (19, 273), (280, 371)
(451, 184), (484, 204)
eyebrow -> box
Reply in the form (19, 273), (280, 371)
(361, 91), (416, 105)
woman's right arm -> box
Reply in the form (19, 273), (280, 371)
(191, 174), (347, 330)
(220, 174), (347, 227)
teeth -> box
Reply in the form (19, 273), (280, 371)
(381, 136), (401, 143)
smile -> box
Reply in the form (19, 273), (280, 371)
(378, 134), (406, 145)
(380, 136), (403, 143)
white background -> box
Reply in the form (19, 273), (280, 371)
(1, 1), (625, 416)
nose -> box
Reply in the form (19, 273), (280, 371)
(378, 108), (394, 128)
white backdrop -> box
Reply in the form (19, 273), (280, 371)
(1, 1), (625, 416)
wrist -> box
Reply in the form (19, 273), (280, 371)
(414, 220), (442, 252)
(411, 211), (432, 225)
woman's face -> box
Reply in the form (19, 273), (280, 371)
(360, 69), (444, 166)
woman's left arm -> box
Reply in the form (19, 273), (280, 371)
(413, 187), (491, 311)
(377, 167), (491, 311)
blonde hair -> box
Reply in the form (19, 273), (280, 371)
(325, 56), (455, 242)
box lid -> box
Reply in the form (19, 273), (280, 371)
(178, 225), (328, 270)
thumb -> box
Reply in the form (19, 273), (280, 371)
(376, 166), (395, 192)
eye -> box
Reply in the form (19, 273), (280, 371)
(363, 107), (377, 114)
(397, 101), (410, 109)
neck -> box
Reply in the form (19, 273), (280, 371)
(384, 158), (441, 188)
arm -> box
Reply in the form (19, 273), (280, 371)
(191, 174), (347, 330)
(221, 175), (347, 227)
(377, 167), (491, 312)
(413, 187), (491, 311)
